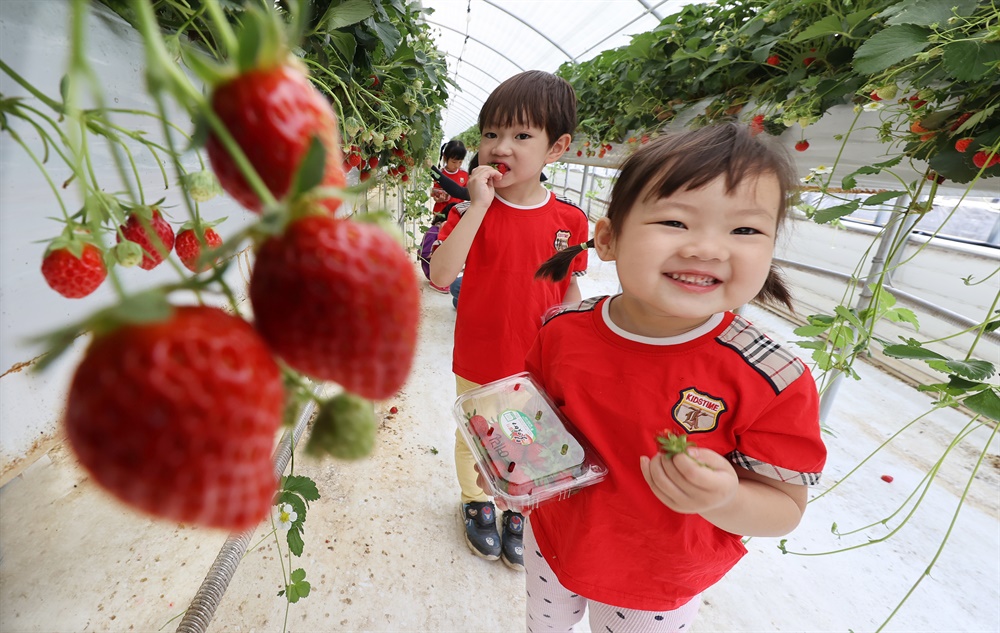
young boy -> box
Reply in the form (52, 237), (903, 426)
(430, 70), (589, 571)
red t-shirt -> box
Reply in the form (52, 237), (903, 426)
(438, 192), (589, 384)
(432, 168), (469, 216)
(525, 295), (826, 611)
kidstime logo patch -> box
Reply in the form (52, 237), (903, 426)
(553, 229), (571, 252)
(672, 388), (726, 433)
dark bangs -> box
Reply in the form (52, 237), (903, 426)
(606, 123), (798, 235)
(478, 70), (577, 145)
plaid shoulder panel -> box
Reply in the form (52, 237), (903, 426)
(716, 315), (805, 395)
(542, 295), (604, 325)
(728, 450), (822, 486)
(554, 196), (587, 219)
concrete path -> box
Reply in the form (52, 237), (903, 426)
(1, 253), (997, 632)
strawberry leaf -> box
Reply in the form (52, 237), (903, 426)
(288, 135), (327, 199)
(282, 474), (321, 504)
(963, 388), (1000, 423)
(933, 359), (995, 381)
(881, 344), (947, 361)
(287, 525), (305, 557)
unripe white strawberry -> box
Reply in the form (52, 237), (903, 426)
(181, 170), (222, 203)
(306, 393), (377, 460)
(115, 240), (144, 267)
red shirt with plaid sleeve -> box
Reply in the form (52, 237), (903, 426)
(436, 192), (588, 384)
(525, 295), (826, 611)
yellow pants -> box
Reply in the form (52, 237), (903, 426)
(455, 375), (490, 503)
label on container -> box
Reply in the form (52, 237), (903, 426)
(499, 409), (537, 445)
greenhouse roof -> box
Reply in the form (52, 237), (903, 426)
(421, 0), (685, 140)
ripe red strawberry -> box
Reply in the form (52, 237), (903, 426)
(467, 413), (490, 439)
(869, 91), (882, 101)
(794, 140), (809, 152)
(803, 57), (816, 67)
(250, 215), (420, 400)
(64, 305), (284, 530)
(206, 64), (346, 214)
(949, 112), (971, 131)
(389, 406), (399, 415)
(973, 151), (1000, 168)
(765, 54), (780, 66)
(117, 209), (175, 270)
(954, 138), (973, 153)
(490, 162), (509, 175)
(175, 227), (223, 273)
(41, 242), (107, 298)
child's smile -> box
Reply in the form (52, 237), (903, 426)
(596, 173), (781, 338)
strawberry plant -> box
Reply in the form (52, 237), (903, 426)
(3, 0), (428, 628)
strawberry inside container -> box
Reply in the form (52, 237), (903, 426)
(454, 372), (608, 512)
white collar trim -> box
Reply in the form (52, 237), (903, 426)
(495, 190), (552, 210)
(601, 296), (724, 345)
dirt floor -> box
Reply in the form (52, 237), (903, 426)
(0, 252), (998, 633)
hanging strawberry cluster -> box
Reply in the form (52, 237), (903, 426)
(12, 0), (420, 539)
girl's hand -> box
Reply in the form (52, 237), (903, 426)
(466, 164), (501, 208)
(640, 448), (739, 515)
(431, 187), (450, 203)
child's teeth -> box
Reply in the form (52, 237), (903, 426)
(669, 273), (715, 286)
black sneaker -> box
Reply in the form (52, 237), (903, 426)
(500, 511), (525, 571)
(461, 501), (501, 560)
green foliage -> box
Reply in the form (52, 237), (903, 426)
(277, 474), (321, 557)
(556, 0), (998, 185)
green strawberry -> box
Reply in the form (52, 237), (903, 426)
(306, 393), (377, 460)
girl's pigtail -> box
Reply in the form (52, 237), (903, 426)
(753, 264), (794, 311)
(535, 239), (594, 282)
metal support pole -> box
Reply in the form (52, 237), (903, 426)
(579, 165), (589, 208)
(819, 197), (910, 422)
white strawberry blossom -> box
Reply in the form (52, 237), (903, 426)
(800, 165), (832, 184)
(273, 503), (297, 531)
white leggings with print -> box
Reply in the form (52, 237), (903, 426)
(524, 520), (701, 633)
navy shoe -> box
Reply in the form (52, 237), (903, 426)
(500, 510), (524, 571)
(461, 501), (501, 560)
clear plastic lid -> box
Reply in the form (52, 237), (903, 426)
(454, 372), (608, 512)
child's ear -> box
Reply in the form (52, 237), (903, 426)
(593, 217), (616, 261)
(545, 133), (572, 164)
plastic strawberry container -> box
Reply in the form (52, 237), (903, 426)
(454, 372), (608, 512)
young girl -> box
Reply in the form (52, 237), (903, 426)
(431, 139), (469, 217)
(525, 123), (827, 631)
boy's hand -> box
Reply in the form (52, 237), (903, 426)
(431, 187), (450, 203)
(467, 164), (502, 209)
(640, 447), (738, 515)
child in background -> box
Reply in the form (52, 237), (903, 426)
(418, 213), (447, 284)
(431, 140), (469, 218)
(430, 71), (588, 571)
(523, 123), (827, 631)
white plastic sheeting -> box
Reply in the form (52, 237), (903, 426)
(421, 0), (684, 140)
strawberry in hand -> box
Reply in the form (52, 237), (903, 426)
(64, 305), (285, 531)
